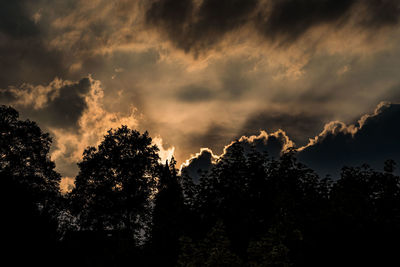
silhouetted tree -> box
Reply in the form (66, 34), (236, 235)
(0, 105), (61, 265)
(70, 126), (160, 241)
(150, 158), (185, 266)
(194, 141), (252, 256)
(0, 105), (60, 204)
(188, 147), (330, 265)
(321, 163), (400, 266)
(257, 151), (328, 265)
(5, 106), (400, 267)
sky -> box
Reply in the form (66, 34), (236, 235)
(1, 0), (400, 191)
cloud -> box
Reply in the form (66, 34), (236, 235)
(235, 130), (294, 157)
(181, 102), (400, 181)
(0, 0), (39, 38)
(0, 1), (71, 88)
(2, 76), (140, 178)
(145, 0), (400, 54)
(298, 102), (400, 177)
(361, 0), (400, 27)
(240, 111), (329, 146)
(146, 0), (258, 55)
(40, 78), (91, 128)
(0, 77), (91, 129)
(181, 130), (294, 181)
(49, 77), (138, 177)
(181, 148), (218, 182)
(0, 35), (67, 89)
(60, 177), (75, 194)
(152, 136), (176, 163)
(0, 78), (64, 109)
(256, 0), (355, 44)
(2, 0), (400, 185)
(185, 123), (234, 155)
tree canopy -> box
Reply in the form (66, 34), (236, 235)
(0, 105), (60, 202)
(0, 105), (61, 266)
(70, 126), (160, 238)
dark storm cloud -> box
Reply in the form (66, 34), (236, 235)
(0, 1), (68, 88)
(257, 0), (400, 43)
(145, 0), (400, 53)
(0, 78), (91, 129)
(241, 111), (329, 146)
(36, 78), (91, 129)
(183, 103), (400, 181)
(298, 103), (400, 178)
(361, 0), (400, 27)
(0, 39), (67, 88)
(256, 0), (354, 44)
(146, 0), (258, 54)
(0, 0), (39, 38)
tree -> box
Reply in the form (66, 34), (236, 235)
(0, 105), (61, 265)
(324, 163), (400, 266)
(150, 158), (185, 266)
(195, 141), (251, 255)
(0, 105), (60, 204)
(70, 126), (160, 240)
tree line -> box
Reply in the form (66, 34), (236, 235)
(1, 105), (400, 266)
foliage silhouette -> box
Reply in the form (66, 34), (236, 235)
(0, 105), (61, 266)
(0, 105), (60, 202)
(3, 105), (400, 266)
(70, 126), (160, 238)
(149, 158), (186, 266)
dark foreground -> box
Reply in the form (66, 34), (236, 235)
(2, 105), (400, 266)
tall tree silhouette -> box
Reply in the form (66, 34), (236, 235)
(70, 126), (160, 240)
(150, 158), (185, 266)
(0, 105), (61, 265)
(262, 152), (329, 266)
(195, 141), (251, 255)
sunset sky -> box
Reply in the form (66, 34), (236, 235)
(2, 0), (400, 191)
